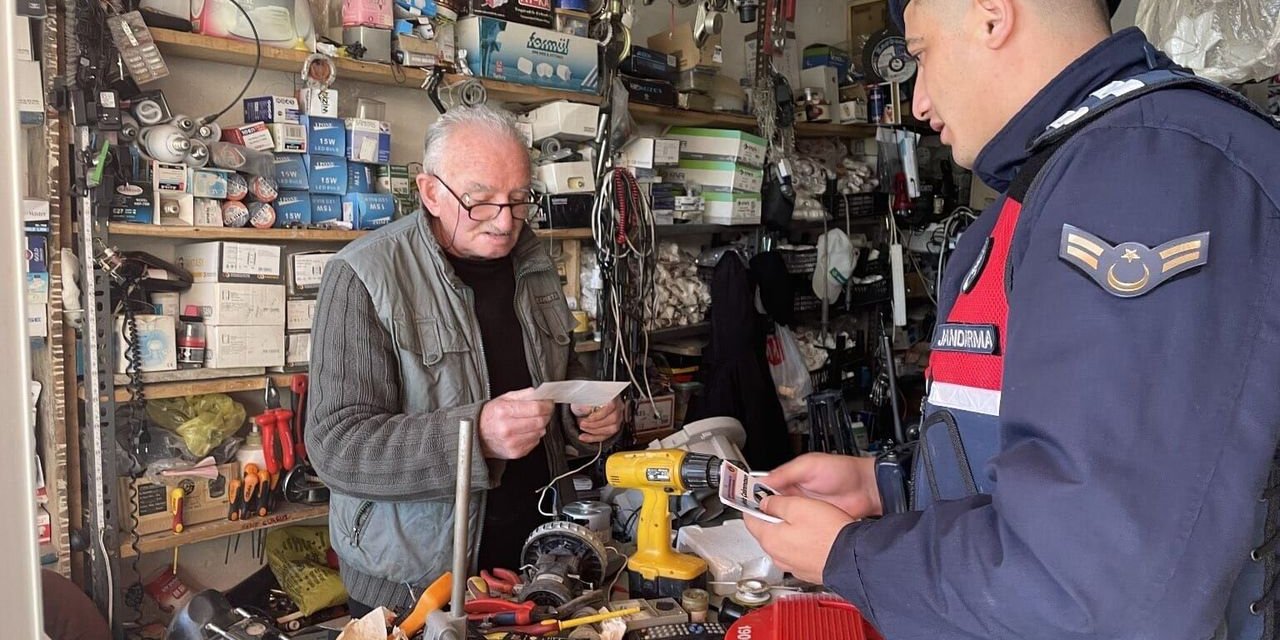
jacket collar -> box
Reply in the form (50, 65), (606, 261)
(414, 209), (553, 288)
(972, 28), (1174, 193)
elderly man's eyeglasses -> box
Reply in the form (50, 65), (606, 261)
(433, 175), (542, 222)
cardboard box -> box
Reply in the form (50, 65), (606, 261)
(619, 46), (677, 82)
(243, 95), (301, 124)
(677, 92), (715, 111)
(18, 60), (43, 126)
(703, 191), (761, 225)
(457, 16), (600, 94)
(110, 194), (153, 224)
(120, 463), (238, 536)
(619, 75), (676, 107)
(114, 314), (177, 373)
(802, 44), (852, 82)
(221, 122), (275, 152)
(348, 162), (377, 193)
(343, 0), (394, 29)
(345, 118), (392, 164)
(849, 0), (887, 42)
(191, 168), (234, 199)
(665, 127), (767, 167)
(537, 161), (596, 194)
(305, 154), (349, 195)
(301, 115), (347, 157)
(176, 241), (284, 283)
(27, 272), (49, 305)
(151, 291), (180, 318)
(634, 394), (676, 433)
(464, 0), (552, 29)
(25, 233), (47, 273)
(155, 190), (195, 226)
(285, 332), (311, 366)
(287, 297), (318, 332)
(205, 325), (286, 368)
(800, 66), (840, 104)
(23, 199), (49, 224)
(647, 25), (722, 72)
(179, 283), (286, 326)
(27, 304), (47, 338)
(274, 154), (310, 190)
(377, 164), (413, 196)
(839, 98), (869, 124)
(193, 198), (224, 226)
(662, 160), (763, 193)
(619, 137), (680, 169)
(521, 101), (599, 142)
(288, 251), (335, 296)
(298, 87), (339, 117)
(343, 193), (395, 229)
(274, 191), (312, 227)
(267, 123), (307, 153)
(311, 194), (345, 224)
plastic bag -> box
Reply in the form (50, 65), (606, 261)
(146, 394), (246, 458)
(266, 526), (347, 616)
(766, 325), (814, 417)
(1138, 0), (1280, 84)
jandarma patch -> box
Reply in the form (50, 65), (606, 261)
(1058, 224), (1209, 298)
(932, 323), (998, 354)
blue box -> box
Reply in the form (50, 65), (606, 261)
(305, 154), (348, 195)
(345, 119), (392, 164)
(343, 193), (395, 230)
(191, 168), (232, 199)
(25, 233), (47, 273)
(311, 194), (345, 225)
(109, 194), (154, 224)
(802, 45), (852, 82)
(274, 154), (310, 191)
(274, 191), (312, 227)
(347, 162), (377, 193)
(302, 115), (347, 157)
(244, 95), (301, 124)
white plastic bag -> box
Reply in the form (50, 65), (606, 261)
(766, 325), (814, 418)
(1138, 0), (1280, 84)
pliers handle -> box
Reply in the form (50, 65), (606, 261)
(464, 599), (556, 626)
(480, 568), (521, 595)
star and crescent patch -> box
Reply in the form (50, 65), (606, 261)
(1058, 224), (1210, 298)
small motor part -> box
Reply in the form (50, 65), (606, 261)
(520, 521), (609, 608)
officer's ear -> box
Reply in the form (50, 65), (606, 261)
(973, 0), (1015, 49)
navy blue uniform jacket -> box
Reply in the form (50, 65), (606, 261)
(824, 29), (1280, 639)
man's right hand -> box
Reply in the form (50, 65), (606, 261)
(761, 453), (883, 520)
(477, 388), (554, 459)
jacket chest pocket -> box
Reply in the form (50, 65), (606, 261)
(531, 296), (573, 380)
(392, 316), (475, 406)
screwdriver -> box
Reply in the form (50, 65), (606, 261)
(227, 478), (243, 521)
(255, 469), (271, 517)
(397, 572), (453, 638)
(170, 487), (186, 533)
(241, 468), (260, 520)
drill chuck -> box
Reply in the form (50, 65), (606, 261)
(680, 453), (722, 490)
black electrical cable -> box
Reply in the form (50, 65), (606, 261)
(198, 0), (261, 125)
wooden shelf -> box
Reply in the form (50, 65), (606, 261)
(631, 103), (876, 138)
(575, 341), (601, 353)
(109, 223), (364, 242)
(111, 222), (592, 242)
(649, 322), (710, 342)
(109, 372), (296, 402)
(151, 29), (600, 106)
(121, 502), (329, 557)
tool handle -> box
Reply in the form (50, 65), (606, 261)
(170, 488), (185, 533)
(276, 409), (295, 470)
(291, 374), (309, 461)
(397, 572), (453, 637)
(227, 479), (242, 521)
(241, 474), (259, 520)
(256, 414), (280, 474)
(256, 470), (271, 516)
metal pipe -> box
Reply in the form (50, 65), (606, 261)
(451, 419), (473, 619)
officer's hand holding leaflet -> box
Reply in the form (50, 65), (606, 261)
(759, 453), (883, 519)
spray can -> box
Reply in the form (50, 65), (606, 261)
(868, 84), (886, 124)
(177, 305), (206, 369)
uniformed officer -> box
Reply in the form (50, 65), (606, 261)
(746, 1), (1280, 638)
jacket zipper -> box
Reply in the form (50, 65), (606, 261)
(351, 500), (374, 548)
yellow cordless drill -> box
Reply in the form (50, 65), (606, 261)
(605, 449), (722, 599)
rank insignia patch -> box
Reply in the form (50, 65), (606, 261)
(1058, 224), (1209, 298)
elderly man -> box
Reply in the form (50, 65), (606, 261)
(307, 105), (621, 616)
(747, 0), (1280, 638)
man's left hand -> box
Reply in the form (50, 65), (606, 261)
(570, 398), (622, 444)
(743, 495), (856, 584)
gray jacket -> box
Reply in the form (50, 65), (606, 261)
(305, 211), (598, 610)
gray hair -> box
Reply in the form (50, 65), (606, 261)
(421, 105), (529, 176)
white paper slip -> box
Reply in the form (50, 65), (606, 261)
(719, 459), (783, 523)
(527, 380), (629, 406)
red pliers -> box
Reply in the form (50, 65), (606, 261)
(290, 373), (309, 462)
(464, 599), (558, 635)
(255, 378), (295, 475)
